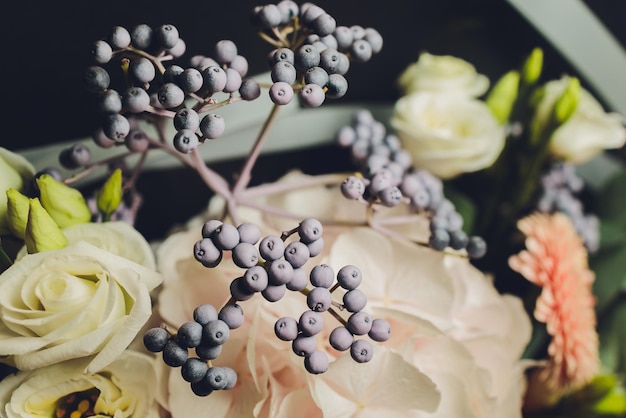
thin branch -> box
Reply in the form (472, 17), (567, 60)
(241, 173), (349, 198)
(232, 103), (282, 194)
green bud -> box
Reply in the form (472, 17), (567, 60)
(36, 174), (91, 229)
(6, 189), (30, 239)
(486, 70), (520, 124)
(593, 385), (626, 415)
(521, 47), (543, 85)
(554, 76), (581, 124)
(97, 169), (123, 220)
(24, 198), (67, 254)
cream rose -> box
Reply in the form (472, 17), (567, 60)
(16, 221), (157, 270)
(534, 76), (626, 163)
(0, 241), (162, 373)
(0, 147), (35, 235)
(0, 350), (160, 418)
(398, 52), (489, 97)
(154, 171), (531, 417)
(391, 92), (506, 178)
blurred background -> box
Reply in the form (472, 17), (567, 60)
(1, 0), (624, 238)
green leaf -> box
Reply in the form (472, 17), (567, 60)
(596, 168), (626, 225)
(598, 220), (626, 252)
(590, 246), (626, 312)
(593, 386), (626, 415)
(598, 298), (626, 375)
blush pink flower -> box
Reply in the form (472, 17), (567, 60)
(508, 212), (599, 394)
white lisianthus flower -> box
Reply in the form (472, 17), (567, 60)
(398, 52), (490, 97)
(0, 147), (35, 235)
(391, 92), (506, 179)
(0, 241), (162, 373)
(153, 171), (530, 418)
(535, 76), (626, 163)
(0, 350), (160, 418)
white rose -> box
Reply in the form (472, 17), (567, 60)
(0, 147), (35, 235)
(391, 92), (506, 178)
(0, 350), (160, 418)
(0, 241), (162, 373)
(398, 52), (490, 97)
(16, 221), (157, 270)
(536, 76), (626, 163)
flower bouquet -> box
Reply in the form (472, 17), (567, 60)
(1, 2), (626, 418)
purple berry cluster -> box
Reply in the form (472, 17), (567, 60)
(337, 110), (487, 259)
(253, 1), (382, 107)
(146, 217), (391, 396)
(275, 263), (391, 374)
(194, 218), (323, 301)
(537, 162), (599, 252)
(143, 302), (239, 397)
(84, 24), (260, 155)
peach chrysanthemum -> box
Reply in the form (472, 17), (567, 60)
(508, 212), (598, 394)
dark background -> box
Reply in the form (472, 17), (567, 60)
(1, 0), (624, 239)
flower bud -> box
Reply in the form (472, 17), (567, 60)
(36, 174), (91, 228)
(553, 76), (581, 124)
(6, 189), (30, 239)
(0, 147), (35, 235)
(24, 198), (67, 253)
(97, 168), (123, 220)
(486, 70), (520, 124)
(521, 47), (543, 85)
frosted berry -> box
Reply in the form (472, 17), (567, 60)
(275, 316), (299, 341)
(194, 238), (222, 268)
(298, 310), (324, 336)
(298, 218), (324, 243)
(173, 129), (199, 154)
(237, 222), (261, 244)
(163, 340), (188, 367)
(307, 286), (332, 312)
(368, 318), (391, 342)
(262, 284), (287, 302)
(231, 242), (259, 268)
(177, 321), (203, 348)
(336, 265), (362, 290)
(201, 220), (223, 238)
(212, 223), (240, 250)
(269, 81), (294, 105)
(284, 241), (310, 268)
(343, 288), (367, 313)
(347, 311), (372, 335)
(218, 304), (245, 329)
(259, 235), (285, 261)
(267, 259), (294, 285)
(304, 350), (329, 374)
(292, 334), (317, 357)
(309, 264), (334, 288)
(350, 339), (373, 363)
(143, 327), (169, 352)
(329, 326), (354, 351)
(193, 304), (218, 326)
(202, 319), (230, 346)
(181, 358), (208, 383)
(243, 265), (269, 292)
(287, 267), (308, 291)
